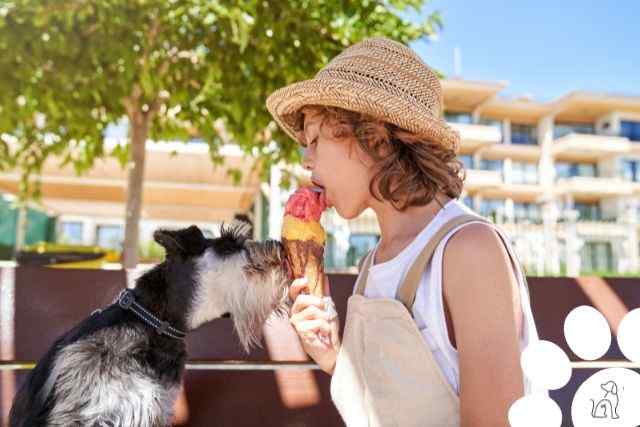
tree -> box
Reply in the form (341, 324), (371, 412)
(0, 0), (442, 267)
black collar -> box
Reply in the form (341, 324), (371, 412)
(116, 289), (187, 340)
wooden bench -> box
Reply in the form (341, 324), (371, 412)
(1, 267), (639, 426)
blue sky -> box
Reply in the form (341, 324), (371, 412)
(409, 0), (639, 101)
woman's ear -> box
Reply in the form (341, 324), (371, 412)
(153, 225), (206, 257)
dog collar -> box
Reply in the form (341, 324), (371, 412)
(116, 289), (187, 340)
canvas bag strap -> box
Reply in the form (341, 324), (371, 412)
(354, 248), (375, 295)
(396, 214), (492, 316)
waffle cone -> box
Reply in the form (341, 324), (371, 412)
(282, 237), (325, 297)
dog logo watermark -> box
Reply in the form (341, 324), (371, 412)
(589, 380), (620, 420)
(572, 369), (640, 426)
(508, 306), (640, 427)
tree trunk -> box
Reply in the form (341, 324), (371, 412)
(122, 115), (149, 269)
(14, 204), (27, 253)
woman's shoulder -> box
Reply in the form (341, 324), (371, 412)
(440, 220), (521, 317)
(442, 221), (511, 277)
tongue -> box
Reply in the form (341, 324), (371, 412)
(284, 187), (327, 221)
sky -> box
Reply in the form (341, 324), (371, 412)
(409, 0), (639, 102)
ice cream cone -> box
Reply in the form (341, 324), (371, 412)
(282, 236), (325, 297)
(281, 187), (328, 297)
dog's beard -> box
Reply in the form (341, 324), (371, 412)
(231, 239), (291, 353)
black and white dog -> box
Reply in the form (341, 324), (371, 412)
(10, 223), (292, 427)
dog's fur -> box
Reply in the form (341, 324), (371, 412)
(9, 223), (291, 427)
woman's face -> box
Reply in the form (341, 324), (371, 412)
(301, 111), (374, 219)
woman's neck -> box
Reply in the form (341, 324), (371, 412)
(370, 194), (452, 261)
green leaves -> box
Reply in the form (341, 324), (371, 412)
(0, 0), (442, 200)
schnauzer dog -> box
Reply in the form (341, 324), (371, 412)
(10, 223), (292, 427)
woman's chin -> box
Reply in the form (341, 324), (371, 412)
(335, 205), (360, 220)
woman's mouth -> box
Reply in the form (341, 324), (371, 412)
(310, 180), (330, 208)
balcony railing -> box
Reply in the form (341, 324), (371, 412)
(555, 176), (634, 197)
(553, 133), (631, 159)
(449, 122), (502, 146)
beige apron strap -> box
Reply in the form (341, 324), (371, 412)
(396, 214), (493, 315)
(354, 249), (375, 295)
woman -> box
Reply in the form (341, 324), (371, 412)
(266, 37), (543, 427)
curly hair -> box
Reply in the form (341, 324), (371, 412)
(287, 105), (466, 211)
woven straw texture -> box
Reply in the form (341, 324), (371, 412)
(266, 37), (460, 151)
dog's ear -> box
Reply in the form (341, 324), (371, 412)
(153, 225), (206, 257)
(212, 222), (251, 257)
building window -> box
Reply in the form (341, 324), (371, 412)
(555, 162), (598, 178)
(623, 159), (640, 182)
(59, 221), (84, 244)
(346, 233), (380, 268)
(514, 202), (541, 222)
(512, 161), (539, 184)
(580, 241), (613, 273)
(574, 202), (602, 221)
(325, 233), (337, 269)
(621, 121), (640, 142)
(459, 154), (474, 169)
(553, 122), (595, 139)
(479, 198), (505, 221)
(480, 159), (503, 172)
(444, 111), (473, 124)
(511, 123), (537, 145)
(479, 117), (502, 129)
(96, 224), (124, 250)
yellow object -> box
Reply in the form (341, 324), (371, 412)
(21, 242), (120, 269)
(282, 215), (326, 245)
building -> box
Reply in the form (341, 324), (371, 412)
(269, 79), (640, 276)
(0, 139), (263, 260)
(2, 78), (639, 275)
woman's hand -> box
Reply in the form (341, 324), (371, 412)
(288, 274), (340, 375)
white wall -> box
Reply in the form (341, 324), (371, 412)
(57, 214), (221, 248)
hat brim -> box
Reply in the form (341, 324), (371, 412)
(266, 76), (460, 150)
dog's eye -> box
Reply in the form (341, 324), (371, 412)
(221, 312), (231, 319)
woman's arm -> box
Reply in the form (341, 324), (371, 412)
(288, 274), (341, 375)
(442, 223), (525, 427)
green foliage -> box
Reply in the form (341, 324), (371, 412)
(0, 0), (442, 199)
(138, 238), (165, 263)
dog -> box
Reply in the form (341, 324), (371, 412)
(590, 380), (620, 419)
(9, 223), (292, 427)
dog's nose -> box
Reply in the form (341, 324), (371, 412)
(221, 312), (231, 319)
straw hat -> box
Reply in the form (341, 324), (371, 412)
(266, 37), (460, 150)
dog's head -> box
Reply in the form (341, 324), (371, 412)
(152, 223), (291, 352)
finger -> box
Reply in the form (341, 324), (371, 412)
(323, 273), (332, 296)
(289, 277), (309, 301)
(290, 304), (333, 325)
(294, 318), (333, 337)
(321, 296), (338, 321)
(290, 294), (324, 316)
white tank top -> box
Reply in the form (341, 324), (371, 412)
(355, 198), (542, 395)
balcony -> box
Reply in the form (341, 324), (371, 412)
(449, 122), (502, 150)
(576, 220), (630, 238)
(463, 169), (503, 191)
(479, 144), (541, 162)
(555, 176), (634, 197)
(0, 142), (260, 222)
(553, 133), (631, 161)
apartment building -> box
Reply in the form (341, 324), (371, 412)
(0, 140), (263, 258)
(269, 79), (640, 276)
(2, 79), (639, 275)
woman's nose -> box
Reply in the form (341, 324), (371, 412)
(301, 148), (313, 171)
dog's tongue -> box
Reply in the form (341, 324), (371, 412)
(284, 187), (327, 221)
